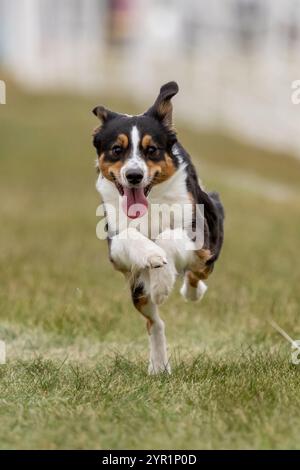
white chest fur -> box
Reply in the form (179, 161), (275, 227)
(96, 165), (193, 240)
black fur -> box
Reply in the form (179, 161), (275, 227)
(172, 142), (225, 268)
(93, 115), (178, 166)
(131, 282), (145, 308)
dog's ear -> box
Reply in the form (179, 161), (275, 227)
(144, 81), (179, 129)
(92, 105), (120, 126)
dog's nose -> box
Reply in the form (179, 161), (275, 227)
(125, 170), (144, 185)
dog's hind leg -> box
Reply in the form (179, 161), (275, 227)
(180, 271), (207, 302)
(131, 277), (170, 375)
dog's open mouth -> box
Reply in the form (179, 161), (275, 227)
(115, 181), (152, 219)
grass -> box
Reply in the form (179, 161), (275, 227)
(0, 79), (300, 449)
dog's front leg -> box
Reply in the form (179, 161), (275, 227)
(131, 276), (170, 375)
(110, 228), (168, 273)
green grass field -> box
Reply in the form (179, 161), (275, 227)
(0, 81), (300, 449)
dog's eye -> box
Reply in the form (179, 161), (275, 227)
(112, 145), (123, 156)
(146, 145), (157, 157)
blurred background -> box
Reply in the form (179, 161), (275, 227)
(1, 0), (300, 154)
(1, 0), (300, 450)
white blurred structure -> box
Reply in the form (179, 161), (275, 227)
(1, 0), (300, 158)
(0, 0), (105, 89)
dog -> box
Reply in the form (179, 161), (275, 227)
(92, 81), (224, 374)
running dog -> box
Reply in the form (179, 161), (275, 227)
(93, 81), (224, 374)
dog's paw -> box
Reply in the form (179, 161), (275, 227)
(149, 264), (175, 305)
(146, 253), (168, 269)
(142, 246), (167, 269)
(180, 278), (207, 302)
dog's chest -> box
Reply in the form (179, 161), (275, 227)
(97, 166), (193, 239)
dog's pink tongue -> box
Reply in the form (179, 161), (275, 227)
(122, 187), (148, 219)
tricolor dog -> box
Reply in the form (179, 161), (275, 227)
(93, 81), (224, 374)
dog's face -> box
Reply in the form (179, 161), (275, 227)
(93, 81), (179, 218)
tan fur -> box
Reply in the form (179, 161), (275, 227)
(141, 134), (155, 149)
(146, 152), (176, 184)
(131, 291), (154, 335)
(186, 270), (200, 288)
(188, 249), (213, 281)
(98, 153), (123, 181)
(141, 136), (176, 183)
(98, 134), (129, 180)
(146, 318), (154, 335)
(157, 101), (173, 129)
(134, 294), (148, 313)
(116, 133), (129, 149)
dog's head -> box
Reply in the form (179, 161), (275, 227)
(92, 81), (179, 218)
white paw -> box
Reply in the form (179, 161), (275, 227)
(146, 253), (168, 269)
(148, 360), (171, 375)
(180, 279), (207, 302)
(149, 265), (175, 305)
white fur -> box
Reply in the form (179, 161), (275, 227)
(96, 163), (194, 240)
(148, 315), (170, 374)
(172, 142), (183, 164)
(137, 270), (170, 373)
(148, 228), (198, 306)
(110, 228), (167, 272)
(131, 125), (140, 161)
(155, 228), (195, 272)
(180, 276), (208, 302)
(120, 126), (148, 186)
(148, 165), (193, 238)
